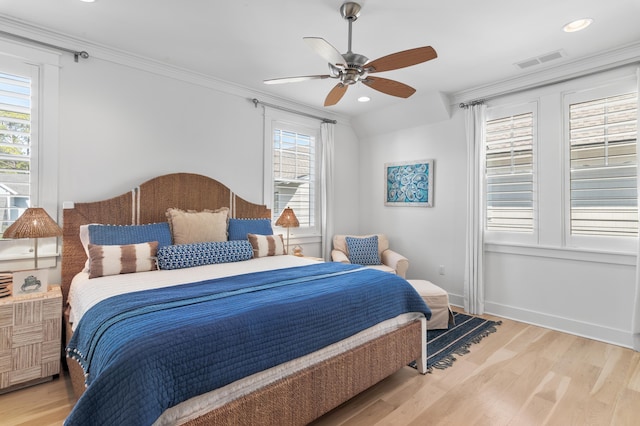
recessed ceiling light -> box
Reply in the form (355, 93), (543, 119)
(563, 18), (593, 33)
(80, 0), (96, 3)
(357, 96), (370, 103)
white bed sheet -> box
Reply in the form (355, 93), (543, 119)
(68, 255), (321, 330)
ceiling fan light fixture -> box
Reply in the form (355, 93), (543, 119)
(563, 18), (593, 33)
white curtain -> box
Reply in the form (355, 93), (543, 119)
(320, 122), (335, 261)
(633, 67), (640, 351)
(464, 103), (487, 315)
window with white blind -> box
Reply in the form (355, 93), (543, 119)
(485, 103), (536, 237)
(483, 68), (638, 256)
(568, 91), (638, 238)
(272, 127), (316, 228)
(0, 69), (32, 235)
(262, 109), (321, 239)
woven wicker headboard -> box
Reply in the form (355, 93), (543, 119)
(61, 172), (271, 305)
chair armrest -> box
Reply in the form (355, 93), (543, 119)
(331, 249), (351, 264)
(381, 249), (409, 278)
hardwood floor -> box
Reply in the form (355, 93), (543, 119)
(1, 310), (639, 425)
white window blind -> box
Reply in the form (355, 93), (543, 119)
(273, 129), (315, 228)
(569, 92), (638, 236)
(0, 71), (31, 234)
(485, 111), (535, 232)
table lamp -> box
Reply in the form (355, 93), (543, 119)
(275, 207), (299, 254)
(3, 207), (63, 269)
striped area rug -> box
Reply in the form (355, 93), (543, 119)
(413, 312), (501, 371)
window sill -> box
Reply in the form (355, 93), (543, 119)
(485, 242), (636, 266)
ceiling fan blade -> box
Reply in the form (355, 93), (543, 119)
(304, 37), (346, 67)
(324, 83), (348, 106)
(362, 76), (416, 98)
(264, 75), (331, 85)
(366, 46), (437, 73)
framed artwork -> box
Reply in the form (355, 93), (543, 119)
(384, 159), (434, 207)
(12, 269), (48, 297)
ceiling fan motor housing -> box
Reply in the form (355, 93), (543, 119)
(340, 2), (361, 21)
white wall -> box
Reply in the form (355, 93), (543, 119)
(355, 111), (468, 300)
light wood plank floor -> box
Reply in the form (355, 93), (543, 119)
(1, 310), (639, 426)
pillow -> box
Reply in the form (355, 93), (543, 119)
(228, 218), (273, 241)
(156, 240), (253, 270)
(247, 233), (286, 257)
(345, 235), (382, 265)
(80, 222), (172, 272)
(88, 241), (158, 279)
(166, 207), (229, 245)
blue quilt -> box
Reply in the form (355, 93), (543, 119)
(65, 262), (431, 426)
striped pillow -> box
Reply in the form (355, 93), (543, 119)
(88, 241), (158, 279)
(247, 233), (286, 257)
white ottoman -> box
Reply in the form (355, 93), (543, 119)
(407, 280), (453, 330)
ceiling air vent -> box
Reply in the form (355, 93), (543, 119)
(515, 49), (566, 70)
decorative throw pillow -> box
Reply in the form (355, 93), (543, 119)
(247, 233), (286, 257)
(345, 235), (382, 265)
(156, 240), (254, 270)
(227, 218), (273, 241)
(88, 241), (158, 279)
(165, 207), (229, 244)
(80, 222), (172, 272)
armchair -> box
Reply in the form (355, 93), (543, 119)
(331, 234), (409, 278)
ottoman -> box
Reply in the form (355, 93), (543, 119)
(407, 279), (453, 330)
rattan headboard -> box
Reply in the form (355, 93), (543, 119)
(61, 172), (271, 305)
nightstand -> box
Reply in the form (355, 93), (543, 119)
(0, 285), (62, 393)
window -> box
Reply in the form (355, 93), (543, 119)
(0, 71), (32, 234)
(0, 41), (59, 266)
(272, 128), (316, 227)
(484, 68), (638, 255)
(484, 102), (537, 243)
(569, 92), (638, 237)
(264, 111), (320, 236)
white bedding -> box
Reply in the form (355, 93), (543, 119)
(68, 255), (322, 330)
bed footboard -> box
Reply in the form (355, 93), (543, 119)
(64, 318), (425, 425)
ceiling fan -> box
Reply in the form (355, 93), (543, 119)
(264, 2), (437, 107)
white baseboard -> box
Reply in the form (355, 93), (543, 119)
(447, 293), (634, 349)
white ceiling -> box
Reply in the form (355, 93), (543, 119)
(1, 0), (639, 118)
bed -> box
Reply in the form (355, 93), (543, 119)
(61, 172), (430, 425)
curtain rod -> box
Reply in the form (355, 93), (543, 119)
(0, 30), (89, 62)
(251, 98), (337, 124)
(458, 61), (640, 109)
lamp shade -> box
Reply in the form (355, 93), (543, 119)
(3, 207), (63, 239)
(275, 207), (300, 228)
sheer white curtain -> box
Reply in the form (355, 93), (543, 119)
(633, 67), (640, 351)
(464, 103), (487, 315)
(320, 122), (335, 260)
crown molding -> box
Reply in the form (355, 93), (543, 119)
(0, 14), (351, 126)
(452, 41), (640, 106)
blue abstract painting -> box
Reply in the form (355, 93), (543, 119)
(385, 159), (434, 207)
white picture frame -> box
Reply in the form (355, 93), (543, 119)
(12, 269), (48, 297)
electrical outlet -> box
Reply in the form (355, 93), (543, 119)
(438, 265), (445, 275)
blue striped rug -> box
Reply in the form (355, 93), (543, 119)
(412, 312), (501, 372)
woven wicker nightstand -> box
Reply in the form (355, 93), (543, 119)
(0, 285), (62, 393)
